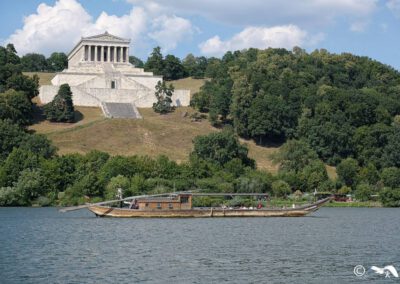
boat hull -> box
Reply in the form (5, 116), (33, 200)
(88, 197), (330, 218)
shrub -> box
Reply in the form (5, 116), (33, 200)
(44, 83), (75, 122)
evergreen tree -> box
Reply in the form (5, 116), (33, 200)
(145, 47), (164, 76)
(44, 83), (75, 122)
(152, 81), (175, 114)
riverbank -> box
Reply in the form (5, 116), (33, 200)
(325, 201), (382, 207)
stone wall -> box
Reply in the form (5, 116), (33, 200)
(39, 85), (101, 107)
(39, 85), (190, 108)
(51, 73), (97, 86)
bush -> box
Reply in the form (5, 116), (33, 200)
(44, 83), (75, 122)
(354, 183), (374, 201)
(380, 188), (400, 207)
(105, 175), (131, 200)
(272, 180), (291, 198)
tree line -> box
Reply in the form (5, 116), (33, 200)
(19, 45), (211, 82)
(191, 47), (400, 205)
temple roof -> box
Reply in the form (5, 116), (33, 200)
(81, 31), (130, 44)
(68, 31), (130, 58)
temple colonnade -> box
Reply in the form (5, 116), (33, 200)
(83, 45), (129, 63)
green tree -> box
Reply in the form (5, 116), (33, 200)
(191, 128), (255, 168)
(0, 89), (32, 126)
(354, 183), (374, 201)
(44, 83), (75, 122)
(14, 168), (47, 205)
(381, 167), (400, 188)
(105, 175), (131, 199)
(380, 188), (400, 207)
(337, 158), (359, 188)
(163, 54), (186, 80)
(21, 53), (48, 71)
(0, 148), (41, 187)
(271, 180), (291, 198)
(145, 46), (164, 75)
(0, 119), (28, 161)
(152, 81), (175, 114)
(274, 139), (318, 173)
(46, 52), (68, 71)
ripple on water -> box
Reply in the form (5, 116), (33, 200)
(0, 207), (399, 283)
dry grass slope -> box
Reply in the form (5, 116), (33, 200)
(24, 72), (55, 86)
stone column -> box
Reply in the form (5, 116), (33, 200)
(107, 46), (110, 62)
(100, 46), (104, 62)
(88, 45), (92, 61)
(94, 46), (98, 62)
(126, 47), (129, 63)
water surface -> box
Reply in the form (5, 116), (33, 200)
(0, 207), (399, 283)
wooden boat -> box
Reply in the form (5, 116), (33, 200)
(86, 193), (332, 218)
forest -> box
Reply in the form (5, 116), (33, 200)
(0, 43), (400, 207)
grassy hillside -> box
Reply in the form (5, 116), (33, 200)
(30, 106), (279, 171)
(24, 72), (55, 85)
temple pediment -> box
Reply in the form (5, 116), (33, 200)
(82, 32), (130, 43)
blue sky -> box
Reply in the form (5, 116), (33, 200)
(0, 0), (399, 70)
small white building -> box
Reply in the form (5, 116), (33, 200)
(39, 32), (190, 118)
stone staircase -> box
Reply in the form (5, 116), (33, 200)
(101, 102), (142, 119)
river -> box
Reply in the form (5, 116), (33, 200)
(0, 207), (399, 283)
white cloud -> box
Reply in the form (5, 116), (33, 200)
(129, 0), (378, 28)
(199, 25), (323, 56)
(149, 15), (193, 51)
(387, 0), (400, 17)
(5, 0), (194, 56)
(7, 0), (92, 55)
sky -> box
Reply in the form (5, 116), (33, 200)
(0, 0), (399, 70)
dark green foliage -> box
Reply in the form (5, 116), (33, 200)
(0, 148), (42, 187)
(5, 73), (39, 99)
(354, 183), (374, 202)
(274, 140), (318, 173)
(163, 55), (186, 80)
(47, 52), (68, 71)
(197, 47), (400, 171)
(272, 180), (291, 197)
(145, 47), (164, 76)
(182, 54), (208, 78)
(0, 119), (28, 161)
(382, 125), (400, 168)
(153, 81), (175, 114)
(191, 129), (255, 168)
(0, 89), (32, 126)
(380, 188), (400, 207)
(337, 158), (360, 188)
(20, 134), (57, 159)
(129, 56), (144, 68)
(20, 52), (67, 72)
(44, 83), (75, 122)
(21, 53), (48, 71)
(381, 167), (400, 188)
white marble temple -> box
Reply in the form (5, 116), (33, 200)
(39, 32), (190, 112)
